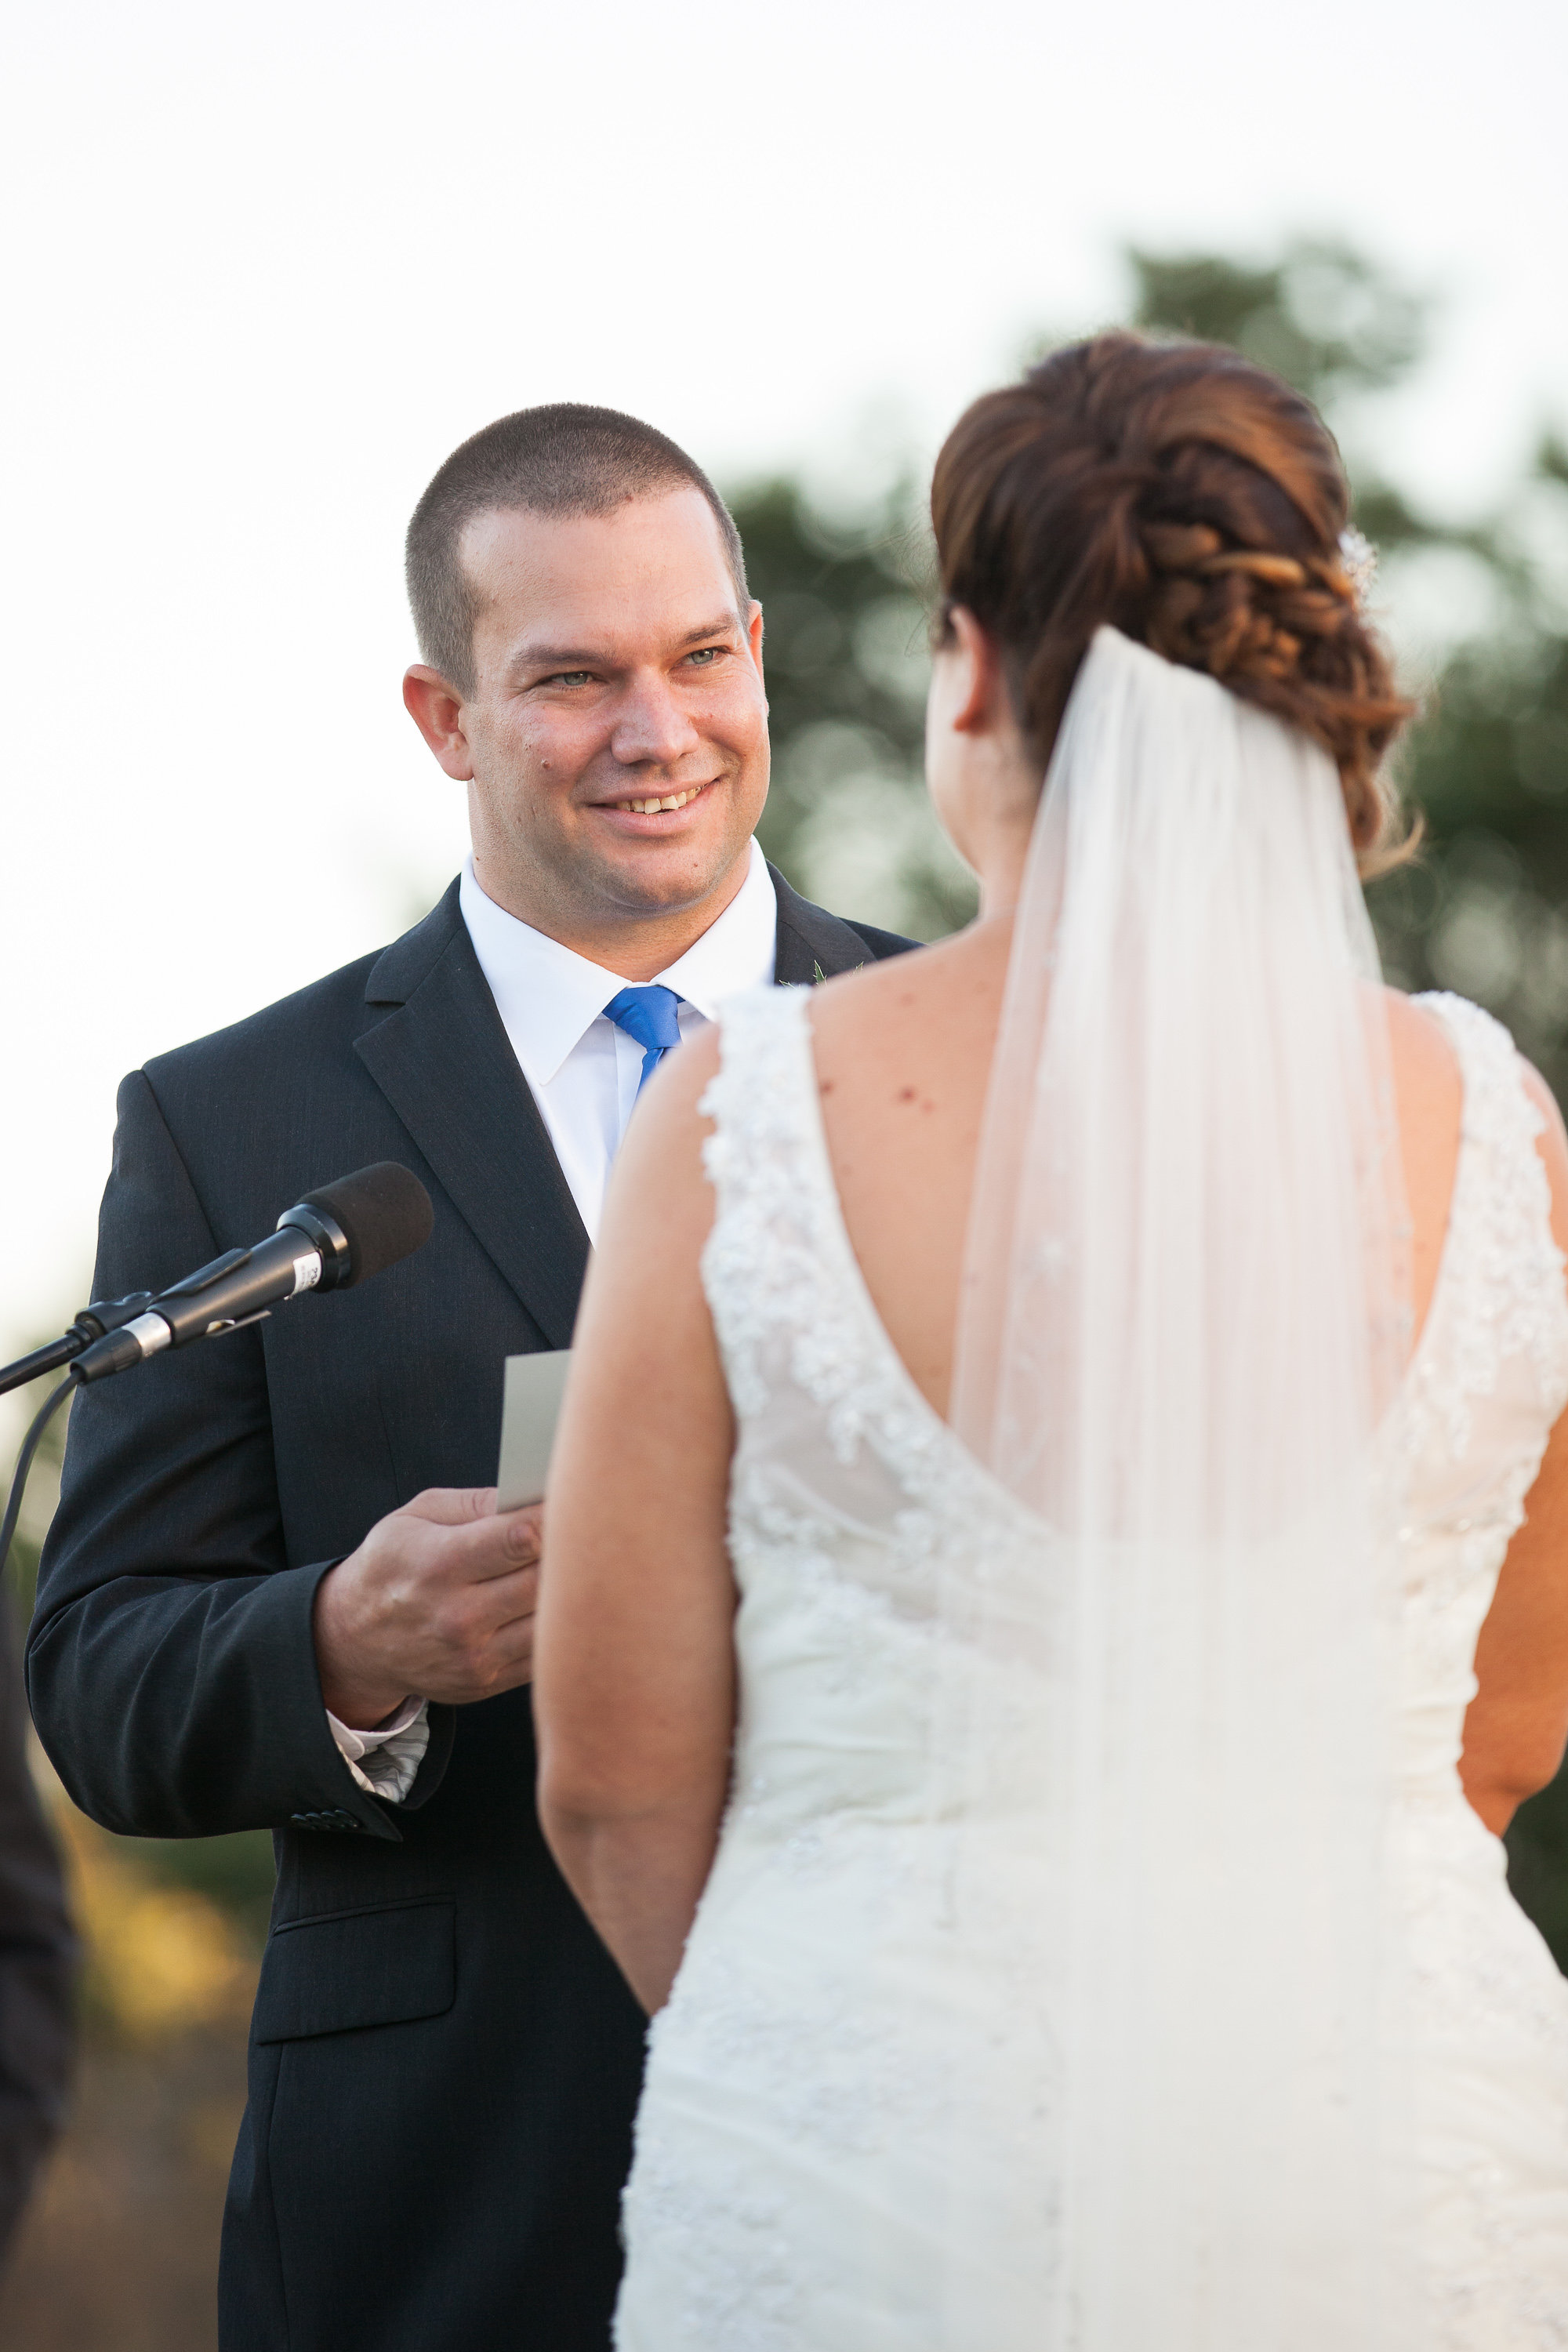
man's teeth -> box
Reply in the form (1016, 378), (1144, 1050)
(613, 784), (707, 815)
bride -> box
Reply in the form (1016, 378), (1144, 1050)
(534, 332), (1568, 2347)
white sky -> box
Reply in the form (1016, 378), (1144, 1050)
(2, 0), (1566, 1374)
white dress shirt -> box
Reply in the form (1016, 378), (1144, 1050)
(328, 840), (779, 1797)
(328, 1694), (431, 1799)
(459, 837), (778, 1238)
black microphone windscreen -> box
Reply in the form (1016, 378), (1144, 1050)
(296, 1163), (434, 1287)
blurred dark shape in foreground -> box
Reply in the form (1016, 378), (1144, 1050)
(731, 237), (1568, 1969)
(0, 2011), (249, 2352)
(0, 1752), (267, 2347)
(0, 1393), (267, 2347)
(0, 1797), (263, 2350)
(0, 1566), (74, 2270)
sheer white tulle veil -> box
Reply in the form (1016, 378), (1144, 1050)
(942, 626), (1419, 2347)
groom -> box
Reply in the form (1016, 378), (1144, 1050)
(27, 405), (914, 2351)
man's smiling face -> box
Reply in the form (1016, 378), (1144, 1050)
(406, 486), (769, 967)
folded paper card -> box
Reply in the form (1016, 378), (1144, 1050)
(495, 1350), (572, 1512)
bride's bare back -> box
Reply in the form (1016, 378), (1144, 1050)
(810, 922), (1568, 1836)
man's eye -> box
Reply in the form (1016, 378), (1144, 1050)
(684, 647), (723, 668)
(546, 671), (593, 688)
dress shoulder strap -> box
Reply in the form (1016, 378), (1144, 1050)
(1410, 991), (1568, 1454)
(695, 984), (833, 1422)
(697, 982), (815, 1207)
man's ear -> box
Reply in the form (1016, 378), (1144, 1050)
(744, 601), (765, 690)
(403, 666), (476, 781)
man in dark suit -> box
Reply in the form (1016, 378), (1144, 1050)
(27, 405), (915, 2351)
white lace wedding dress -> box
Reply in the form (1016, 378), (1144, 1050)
(612, 982), (1568, 2351)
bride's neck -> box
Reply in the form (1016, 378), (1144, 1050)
(960, 745), (1040, 920)
(974, 816), (1034, 920)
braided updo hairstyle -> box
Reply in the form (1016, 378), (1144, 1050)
(930, 332), (1414, 869)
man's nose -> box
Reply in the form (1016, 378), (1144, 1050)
(608, 676), (702, 768)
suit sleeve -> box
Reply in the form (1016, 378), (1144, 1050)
(25, 1071), (395, 1842)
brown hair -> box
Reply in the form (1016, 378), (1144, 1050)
(930, 332), (1414, 869)
(406, 403), (750, 695)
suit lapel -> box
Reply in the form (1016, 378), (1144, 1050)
(351, 866), (899, 1348)
(768, 866), (880, 984)
(354, 887), (588, 1349)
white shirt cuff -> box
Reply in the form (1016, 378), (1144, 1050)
(326, 1696), (431, 1804)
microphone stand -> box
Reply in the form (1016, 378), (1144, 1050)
(0, 1295), (154, 1399)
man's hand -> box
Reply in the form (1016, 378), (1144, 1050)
(313, 1488), (543, 1730)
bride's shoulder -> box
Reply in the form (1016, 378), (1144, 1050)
(806, 920), (1002, 1072)
(1383, 983), (1463, 1087)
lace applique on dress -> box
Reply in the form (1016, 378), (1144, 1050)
(620, 2124), (801, 2352)
(1404, 992), (1568, 1467)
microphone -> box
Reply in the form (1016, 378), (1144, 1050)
(68, 1163), (435, 1385)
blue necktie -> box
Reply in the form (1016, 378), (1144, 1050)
(603, 985), (685, 1094)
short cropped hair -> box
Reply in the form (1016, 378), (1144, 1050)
(405, 403), (750, 694)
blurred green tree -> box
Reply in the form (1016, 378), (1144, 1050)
(729, 481), (972, 941)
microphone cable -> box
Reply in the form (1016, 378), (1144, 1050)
(0, 1377), (74, 1594)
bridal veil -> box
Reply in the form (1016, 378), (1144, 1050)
(943, 625), (1417, 2347)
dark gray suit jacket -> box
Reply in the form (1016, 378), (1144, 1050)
(27, 868), (914, 2352)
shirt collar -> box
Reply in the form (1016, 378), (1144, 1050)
(458, 837), (778, 1090)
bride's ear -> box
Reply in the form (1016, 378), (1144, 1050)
(940, 606), (1009, 738)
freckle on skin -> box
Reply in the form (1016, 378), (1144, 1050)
(898, 1086), (916, 1102)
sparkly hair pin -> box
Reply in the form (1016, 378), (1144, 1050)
(1337, 526), (1378, 608)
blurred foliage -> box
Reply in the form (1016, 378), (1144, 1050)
(125, 1822), (276, 1950)
(733, 236), (1568, 1967)
(731, 481), (973, 941)
(50, 1791), (259, 2043)
(1123, 241), (1428, 405)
